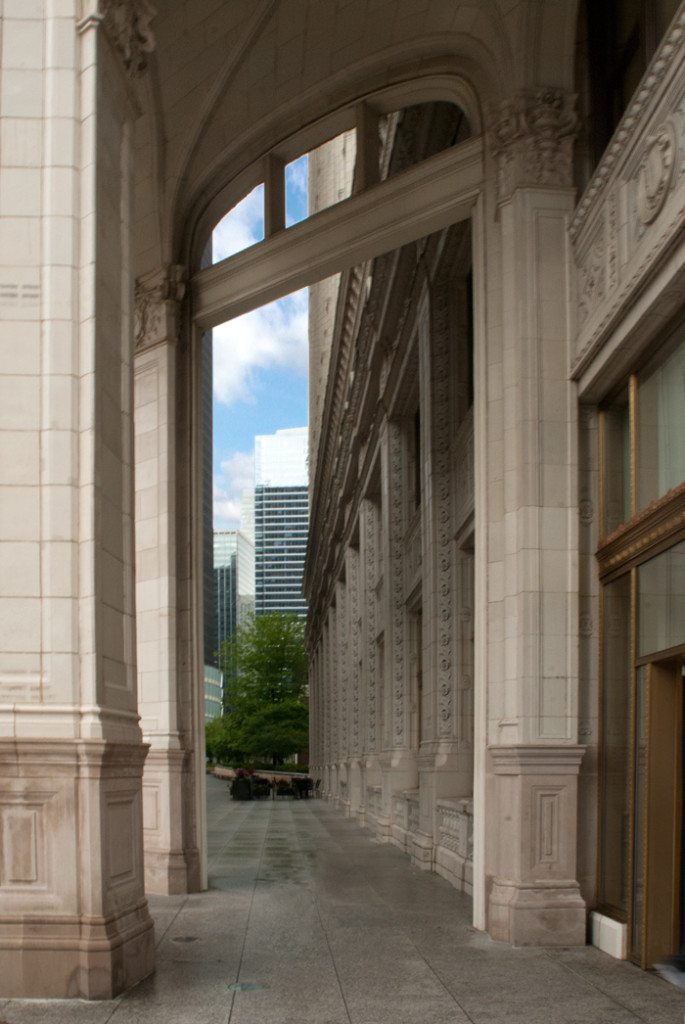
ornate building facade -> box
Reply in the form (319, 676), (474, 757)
(1, 0), (685, 999)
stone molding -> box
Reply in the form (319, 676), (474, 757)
(489, 89), (577, 202)
(134, 264), (187, 351)
(488, 744), (586, 774)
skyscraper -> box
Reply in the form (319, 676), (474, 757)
(213, 529), (255, 666)
(254, 428), (309, 618)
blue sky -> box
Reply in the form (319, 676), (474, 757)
(212, 156), (309, 528)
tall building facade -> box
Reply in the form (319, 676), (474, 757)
(5, 0), (685, 999)
(213, 529), (255, 665)
(254, 429), (309, 617)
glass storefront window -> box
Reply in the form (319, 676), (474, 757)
(599, 572), (632, 916)
(637, 337), (685, 511)
(637, 537), (685, 657)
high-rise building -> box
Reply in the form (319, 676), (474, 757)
(213, 529), (255, 666)
(254, 428), (309, 618)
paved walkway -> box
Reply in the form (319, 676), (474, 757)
(1, 774), (683, 1023)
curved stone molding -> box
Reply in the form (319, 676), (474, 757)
(489, 89), (577, 202)
(100, 0), (157, 77)
(135, 265), (186, 351)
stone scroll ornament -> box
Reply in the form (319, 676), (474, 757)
(100, 0), (157, 76)
(489, 89), (577, 201)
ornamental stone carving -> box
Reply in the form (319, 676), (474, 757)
(489, 89), (577, 201)
(636, 121), (677, 225)
(100, 0), (157, 76)
(134, 265), (186, 351)
(388, 422), (406, 748)
(431, 284), (454, 737)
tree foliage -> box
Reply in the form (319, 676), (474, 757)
(218, 612), (309, 763)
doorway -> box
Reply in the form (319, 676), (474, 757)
(631, 656), (684, 967)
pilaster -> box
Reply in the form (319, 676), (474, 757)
(482, 89), (585, 944)
(134, 263), (195, 894)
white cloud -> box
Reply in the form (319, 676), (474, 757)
(213, 450), (255, 528)
(213, 183), (265, 262)
(213, 289), (309, 407)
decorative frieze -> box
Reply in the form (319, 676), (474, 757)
(489, 89), (577, 202)
(572, 15), (685, 377)
(134, 265), (186, 351)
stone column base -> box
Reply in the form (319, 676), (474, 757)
(0, 738), (155, 998)
(1, 899), (155, 999)
(488, 880), (586, 946)
(411, 830), (435, 871)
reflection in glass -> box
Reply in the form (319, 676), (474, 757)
(601, 389), (630, 536)
(599, 573), (632, 915)
(637, 337), (685, 511)
(637, 538), (685, 657)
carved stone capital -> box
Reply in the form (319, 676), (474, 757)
(135, 264), (186, 351)
(489, 89), (577, 201)
(100, 0), (157, 77)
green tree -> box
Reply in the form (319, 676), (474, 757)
(219, 612), (309, 763)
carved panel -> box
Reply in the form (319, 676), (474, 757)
(106, 794), (138, 886)
(388, 423), (407, 747)
(329, 606), (338, 763)
(533, 787), (562, 866)
(432, 284), (454, 736)
(338, 582), (348, 758)
(364, 501), (378, 751)
(348, 548), (361, 756)
(0, 806), (41, 886)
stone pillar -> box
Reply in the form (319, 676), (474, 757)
(360, 496), (381, 817)
(0, 4), (155, 996)
(346, 545), (364, 815)
(134, 264), (198, 895)
(483, 90), (585, 945)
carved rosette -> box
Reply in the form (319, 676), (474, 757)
(100, 0), (157, 77)
(348, 548), (361, 756)
(432, 285), (454, 736)
(489, 89), (577, 202)
(388, 421), (406, 747)
(134, 264), (186, 351)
